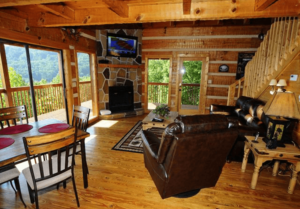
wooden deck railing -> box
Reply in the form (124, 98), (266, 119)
(79, 81), (92, 102)
(0, 89), (6, 108)
(11, 84), (65, 118)
(228, 16), (300, 102)
(148, 83), (169, 104)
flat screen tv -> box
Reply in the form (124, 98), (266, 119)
(106, 33), (138, 58)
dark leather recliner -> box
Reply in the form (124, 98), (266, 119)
(141, 114), (238, 199)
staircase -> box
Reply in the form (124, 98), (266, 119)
(228, 17), (300, 104)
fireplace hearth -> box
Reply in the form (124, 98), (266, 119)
(109, 86), (134, 113)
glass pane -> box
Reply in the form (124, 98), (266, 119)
(181, 61), (202, 110)
(147, 59), (170, 110)
(5, 44), (29, 87)
(4, 44), (32, 117)
(77, 52), (93, 116)
(29, 47), (67, 122)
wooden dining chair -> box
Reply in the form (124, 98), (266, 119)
(22, 127), (80, 209)
(0, 105), (28, 128)
(71, 105), (90, 187)
(0, 164), (27, 208)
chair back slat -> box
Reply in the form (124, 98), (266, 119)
(71, 105), (90, 131)
(37, 155), (44, 178)
(26, 128), (74, 146)
(0, 105), (28, 129)
(48, 152), (53, 175)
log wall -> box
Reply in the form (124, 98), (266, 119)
(142, 24), (270, 113)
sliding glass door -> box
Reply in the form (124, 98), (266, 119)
(2, 40), (68, 122)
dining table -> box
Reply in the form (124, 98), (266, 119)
(0, 118), (90, 188)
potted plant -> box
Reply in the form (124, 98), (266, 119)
(153, 104), (170, 118)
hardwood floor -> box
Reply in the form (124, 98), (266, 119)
(1, 114), (300, 209)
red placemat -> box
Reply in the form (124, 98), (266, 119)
(38, 123), (70, 133)
(0, 137), (15, 149)
(0, 124), (33, 135)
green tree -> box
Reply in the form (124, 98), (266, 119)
(148, 59), (170, 83)
(182, 61), (202, 84)
(51, 73), (61, 84)
(8, 67), (28, 87)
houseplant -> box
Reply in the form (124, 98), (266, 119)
(153, 104), (170, 118)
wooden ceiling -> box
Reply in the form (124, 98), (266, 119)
(0, 0), (299, 28)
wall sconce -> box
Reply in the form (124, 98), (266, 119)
(269, 79), (287, 94)
(269, 79), (277, 95)
(181, 66), (186, 74)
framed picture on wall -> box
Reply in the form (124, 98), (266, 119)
(236, 53), (255, 80)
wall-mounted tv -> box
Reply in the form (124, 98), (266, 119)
(106, 33), (138, 58)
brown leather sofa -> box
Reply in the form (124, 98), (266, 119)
(210, 96), (296, 162)
(210, 96), (267, 162)
(141, 114), (238, 199)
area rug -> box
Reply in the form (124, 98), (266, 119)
(112, 120), (164, 153)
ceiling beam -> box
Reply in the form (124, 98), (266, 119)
(183, 0), (192, 15)
(254, 0), (279, 11)
(0, 0), (89, 8)
(28, 0), (299, 27)
(102, 0), (129, 18)
(37, 4), (74, 20)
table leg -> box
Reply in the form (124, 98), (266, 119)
(80, 139), (88, 188)
(288, 163), (300, 194)
(241, 144), (250, 172)
(272, 161), (280, 177)
(251, 158), (264, 190)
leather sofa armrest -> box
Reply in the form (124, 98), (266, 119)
(157, 123), (182, 164)
(210, 104), (236, 116)
(141, 130), (161, 160)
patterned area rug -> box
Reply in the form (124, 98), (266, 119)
(112, 120), (165, 153)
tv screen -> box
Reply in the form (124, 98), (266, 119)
(107, 33), (138, 58)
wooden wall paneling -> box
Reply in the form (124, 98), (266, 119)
(90, 53), (99, 118)
(0, 43), (13, 107)
(199, 57), (209, 114)
(63, 49), (74, 123)
(69, 46), (80, 106)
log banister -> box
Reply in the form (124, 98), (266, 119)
(227, 16), (300, 103)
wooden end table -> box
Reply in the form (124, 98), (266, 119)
(241, 135), (300, 194)
(142, 111), (178, 130)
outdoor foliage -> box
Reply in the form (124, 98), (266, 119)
(147, 59), (202, 106)
(181, 61), (202, 106)
(147, 59), (170, 104)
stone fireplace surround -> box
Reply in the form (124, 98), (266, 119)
(98, 64), (144, 119)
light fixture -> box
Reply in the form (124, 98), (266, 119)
(258, 32), (265, 40)
(262, 91), (300, 149)
(269, 79), (277, 95)
(276, 79), (287, 92)
(269, 78), (287, 94)
(61, 27), (81, 41)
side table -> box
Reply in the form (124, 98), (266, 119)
(142, 111), (178, 130)
(241, 135), (300, 194)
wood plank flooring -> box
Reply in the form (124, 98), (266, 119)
(1, 114), (300, 209)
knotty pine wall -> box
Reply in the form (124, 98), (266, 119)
(142, 24), (270, 113)
(0, 16), (97, 122)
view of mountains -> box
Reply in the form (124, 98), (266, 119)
(4, 45), (90, 83)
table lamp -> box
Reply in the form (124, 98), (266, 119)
(262, 91), (300, 149)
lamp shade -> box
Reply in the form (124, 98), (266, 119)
(276, 79), (287, 87)
(269, 79), (277, 86)
(263, 91), (300, 119)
